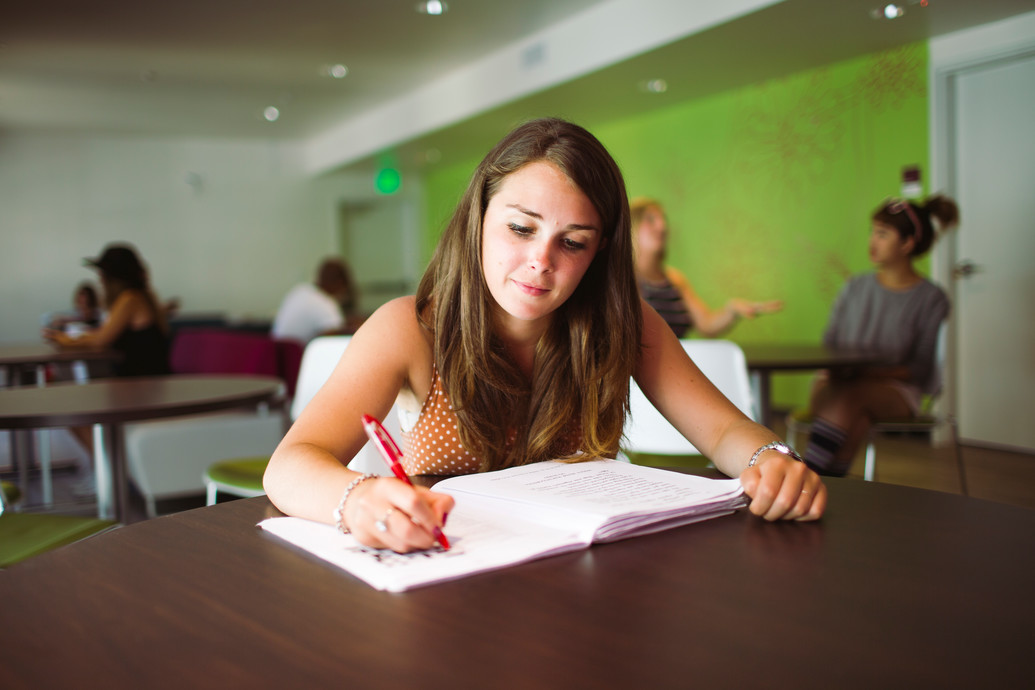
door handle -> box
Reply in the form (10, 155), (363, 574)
(953, 260), (981, 280)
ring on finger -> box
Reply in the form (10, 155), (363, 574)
(375, 507), (394, 533)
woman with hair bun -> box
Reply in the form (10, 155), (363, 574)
(804, 195), (960, 477)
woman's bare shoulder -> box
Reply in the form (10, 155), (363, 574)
(350, 296), (433, 384)
(359, 296), (424, 339)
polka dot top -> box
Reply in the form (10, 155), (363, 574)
(400, 365), (584, 475)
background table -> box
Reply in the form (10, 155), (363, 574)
(0, 342), (122, 504)
(0, 342), (119, 386)
(741, 344), (881, 426)
(0, 475), (1028, 688)
(0, 375), (283, 522)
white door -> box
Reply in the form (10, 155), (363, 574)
(952, 52), (1035, 451)
(338, 198), (418, 316)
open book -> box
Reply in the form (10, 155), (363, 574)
(259, 459), (745, 592)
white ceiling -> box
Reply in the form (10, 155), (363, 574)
(3, 0), (1032, 175)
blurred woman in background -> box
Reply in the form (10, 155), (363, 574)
(631, 197), (783, 337)
(44, 242), (170, 377)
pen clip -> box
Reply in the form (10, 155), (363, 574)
(361, 413), (404, 467)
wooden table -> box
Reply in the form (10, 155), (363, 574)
(741, 344), (882, 426)
(0, 375), (283, 522)
(0, 343), (122, 505)
(0, 342), (119, 386)
(0, 475), (1028, 688)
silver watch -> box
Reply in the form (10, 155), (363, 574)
(748, 441), (805, 468)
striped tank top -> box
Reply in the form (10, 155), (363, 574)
(639, 278), (692, 337)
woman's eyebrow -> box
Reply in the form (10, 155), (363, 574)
(506, 203), (599, 232)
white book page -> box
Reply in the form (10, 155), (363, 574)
(259, 497), (587, 592)
(436, 459), (744, 530)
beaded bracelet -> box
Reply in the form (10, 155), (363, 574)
(332, 474), (376, 534)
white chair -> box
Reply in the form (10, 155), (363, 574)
(203, 335), (393, 504)
(123, 330), (293, 517)
(622, 339), (755, 464)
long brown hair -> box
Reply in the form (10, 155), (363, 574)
(416, 118), (642, 471)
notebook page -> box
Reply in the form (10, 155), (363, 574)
(259, 496), (586, 592)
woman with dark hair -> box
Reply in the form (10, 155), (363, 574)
(264, 118), (824, 553)
(804, 195), (960, 476)
(44, 243), (171, 377)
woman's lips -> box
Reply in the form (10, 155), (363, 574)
(514, 280), (549, 296)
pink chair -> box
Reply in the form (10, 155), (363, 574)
(169, 329), (279, 377)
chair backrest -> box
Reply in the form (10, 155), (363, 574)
(273, 338), (304, 399)
(287, 335), (394, 477)
(169, 329), (279, 377)
(623, 339), (755, 456)
(290, 335), (353, 421)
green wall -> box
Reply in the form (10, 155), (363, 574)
(421, 43), (929, 413)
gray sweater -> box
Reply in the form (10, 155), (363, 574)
(823, 273), (949, 395)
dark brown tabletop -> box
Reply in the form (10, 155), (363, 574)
(0, 374), (283, 429)
(0, 475), (1028, 689)
(0, 342), (120, 386)
(740, 344), (883, 426)
(0, 342), (119, 368)
(0, 375), (283, 522)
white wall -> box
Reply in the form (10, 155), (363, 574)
(0, 131), (407, 343)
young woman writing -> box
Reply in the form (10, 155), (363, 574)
(264, 118), (825, 553)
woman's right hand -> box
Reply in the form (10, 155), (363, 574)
(343, 477), (455, 553)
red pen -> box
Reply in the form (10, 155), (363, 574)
(361, 413), (450, 550)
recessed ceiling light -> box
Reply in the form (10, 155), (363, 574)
(325, 64), (348, 79)
(639, 79), (668, 94)
(416, 1), (448, 16)
(871, 4), (905, 20)
(263, 106), (280, 122)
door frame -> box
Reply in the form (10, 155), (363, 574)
(929, 13), (1035, 437)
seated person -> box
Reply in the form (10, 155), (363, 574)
(47, 282), (103, 334)
(804, 195), (959, 476)
(631, 197), (782, 337)
(43, 243), (171, 377)
(272, 257), (359, 343)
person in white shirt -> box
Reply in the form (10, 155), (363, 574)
(272, 257), (357, 343)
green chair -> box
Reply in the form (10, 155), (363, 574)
(203, 335), (394, 505)
(204, 336), (354, 505)
(1, 480), (21, 507)
(204, 456), (269, 505)
(0, 483), (118, 569)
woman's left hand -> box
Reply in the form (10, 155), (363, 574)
(739, 455), (826, 521)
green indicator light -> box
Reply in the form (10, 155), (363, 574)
(375, 168), (401, 194)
